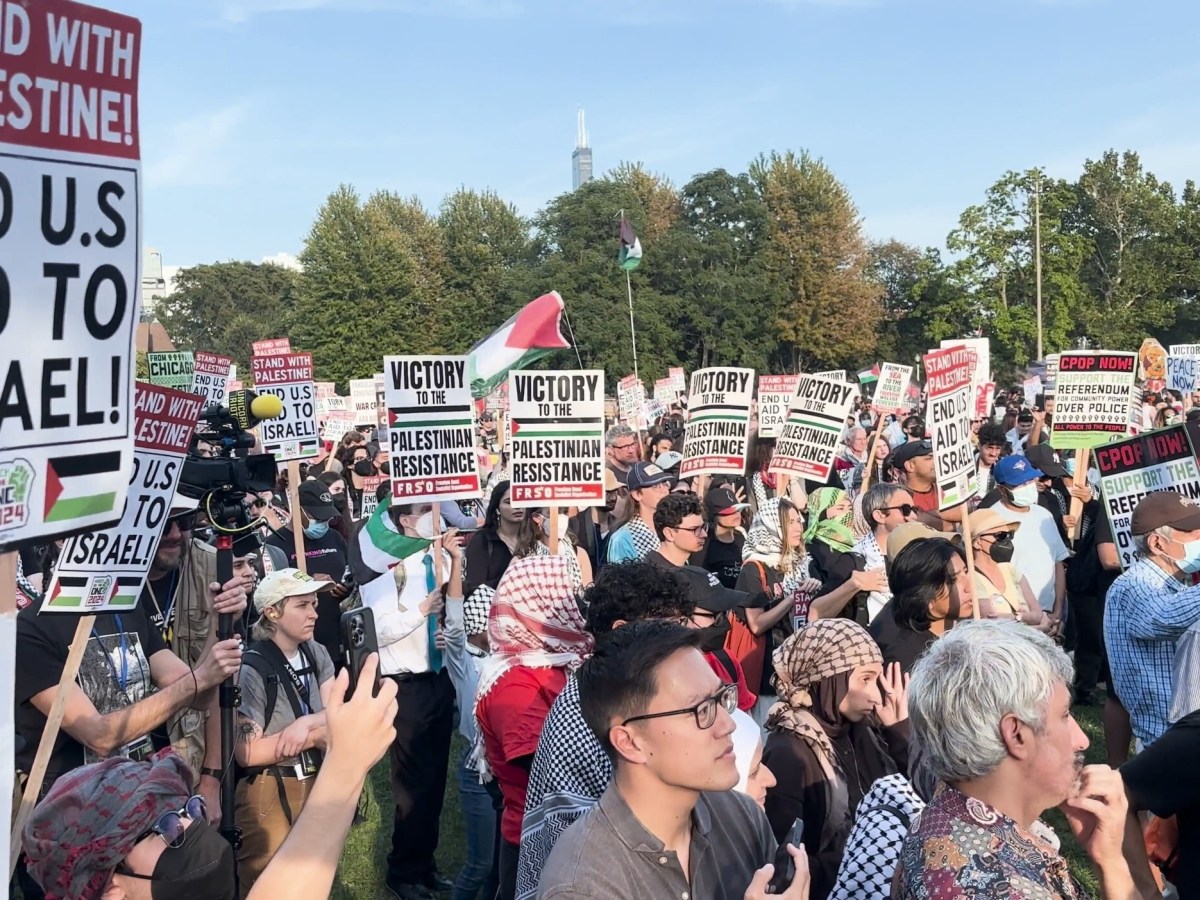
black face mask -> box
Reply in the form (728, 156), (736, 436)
(988, 537), (1015, 564)
(695, 614), (731, 652)
(332, 494), (348, 511)
(130, 819), (237, 900)
(353, 459), (375, 476)
(378, 460), (391, 476)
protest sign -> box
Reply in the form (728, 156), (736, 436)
(0, 0), (143, 547)
(322, 411), (355, 446)
(385, 356), (480, 504)
(252, 338), (291, 357)
(0, 575), (12, 874)
(813, 369), (847, 382)
(617, 375), (647, 431)
(147, 351), (194, 392)
(941, 337), (990, 394)
(374, 372), (387, 430)
(768, 375), (857, 482)
(1050, 351), (1138, 450)
(654, 377), (677, 404)
(976, 381), (996, 419)
(1168, 355), (1199, 394)
(252, 351), (319, 461)
(349, 378), (377, 426)
(644, 397), (668, 425)
(923, 346), (978, 510)
(508, 370), (605, 507)
(873, 364), (913, 413)
(1095, 426), (1200, 569)
(44, 384), (203, 612)
(681, 368), (754, 478)
(192, 352), (232, 410)
(757, 375), (800, 440)
(1022, 376), (1043, 407)
(669, 366), (687, 395)
(1044, 354), (1060, 397)
(358, 475), (384, 520)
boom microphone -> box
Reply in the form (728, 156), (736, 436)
(226, 389), (285, 430)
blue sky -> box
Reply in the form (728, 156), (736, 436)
(121, 0), (1200, 273)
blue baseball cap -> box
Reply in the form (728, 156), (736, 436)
(994, 455), (1043, 487)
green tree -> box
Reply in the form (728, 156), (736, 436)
(606, 162), (681, 243)
(751, 150), (883, 372)
(153, 261), (300, 371)
(868, 241), (973, 366)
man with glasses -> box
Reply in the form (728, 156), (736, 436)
(604, 423), (640, 487)
(854, 483), (918, 622)
(538, 620), (807, 899)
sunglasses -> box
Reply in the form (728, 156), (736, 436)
(134, 795), (207, 848)
(985, 531), (1014, 542)
(881, 504), (916, 517)
(168, 511), (199, 531)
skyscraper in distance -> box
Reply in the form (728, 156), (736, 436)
(572, 107), (593, 191)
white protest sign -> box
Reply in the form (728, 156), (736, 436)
(1095, 426), (1200, 569)
(385, 356), (481, 504)
(1044, 354), (1060, 397)
(44, 384), (203, 612)
(769, 375), (857, 482)
(252, 351), (319, 461)
(358, 474), (384, 521)
(669, 366), (687, 395)
(654, 377), (677, 404)
(509, 370), (605, 508)
(322, 411), (355, 446)
(812, 369), (847, 382)
(147, 351), (195, 392)
(1167, 355), (1199, 394)
(680, 368), (754, 478)
(757, 375), (800, 440)
(617, 375), (647, 431)
(1050, 351), (1138, 450)
(1022, 376), (1043, 407)
(349, 378), (377, 426)
(0, 0), (143, 546)
(192, 351), (232, 410)
(923, 346), (978, 510)
(873, 364), (913, 413)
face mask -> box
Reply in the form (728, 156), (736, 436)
(413, 511), (440, 539)
(988, 537), (1015, 564)
(332, 494), (348, 511)
(304, 520), (330, 539)
(1064, 458), (1076, 477)
(1168, 538), (1200, 575)
(539, 511), (569, 543)
(1009, 483), (1038, 508)
(378, 460), (391, 476)
(695, 614), (731, 651)
(353, 459), (375, 476)
(140, 819), (237, 900)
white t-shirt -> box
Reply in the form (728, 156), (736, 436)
(989, 501), (1070, 611)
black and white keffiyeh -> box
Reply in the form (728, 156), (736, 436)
(829, 773), (926, 900)
(515, 675), (612, 900)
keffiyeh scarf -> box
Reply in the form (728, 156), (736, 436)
(805, 487), (855, 553)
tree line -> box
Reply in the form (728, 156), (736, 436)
(154, 148), (1200, 391)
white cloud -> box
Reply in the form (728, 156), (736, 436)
(262, 252), (303, 271)
(144, 100), (255, 190)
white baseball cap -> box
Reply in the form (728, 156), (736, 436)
(253, 567), (331, 613)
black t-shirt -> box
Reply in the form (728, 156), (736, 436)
(15, 606), (168, 782)
(697, 533), (745, 589)
(138, 571), (181, 645)
(867, 601), (937, 674)
(1123, 709), (1200, 898)
(810, 541), (862, 622)
(266, 526), (348, 662)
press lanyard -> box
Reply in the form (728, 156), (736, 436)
(91, 615), (143, 702)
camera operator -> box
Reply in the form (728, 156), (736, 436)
(264, 481), (352, 664)
(12, 571), (246, 898)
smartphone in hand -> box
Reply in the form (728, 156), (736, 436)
(340, 608), (382, 698)
(769, 818), (804, 894)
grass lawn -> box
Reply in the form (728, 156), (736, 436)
(330, 710), (1116, 899)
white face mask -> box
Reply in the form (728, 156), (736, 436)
(1009, 482), (1038, 508)
(413, 511), (442, 539)
(539, 510), (570, 544)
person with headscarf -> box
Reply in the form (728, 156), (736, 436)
(731, 707), (777, 809)
(762, 619), (910, 900)
(806, 487), (888, 622)
(474, 555), (593, 900)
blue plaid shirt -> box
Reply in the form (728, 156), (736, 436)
(1104, 557), (1200, 747)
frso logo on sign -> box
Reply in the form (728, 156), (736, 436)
(0, 458), (34, 529)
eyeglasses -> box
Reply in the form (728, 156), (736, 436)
(984, 531), (1014, 542)
(249, 497), (269, 510)
(133, 795), (207, 848)
(611, 441), (638, 451)
(622, 683), (738, 730)
(673, 524), (709, 536)
(881, 504), (915, 517)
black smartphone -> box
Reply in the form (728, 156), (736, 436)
(769, 818), (804, 893)
(340, 608), (381, 698)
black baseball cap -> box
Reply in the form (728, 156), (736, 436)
(298, 481), (339, 521)
(705, 486), (749, 518)
(675, 565), (752, 613)
(889, 440), (933, 470)
(1025, 444), (1067, 478)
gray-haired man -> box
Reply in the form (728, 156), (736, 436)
(605, 424), (640, 487)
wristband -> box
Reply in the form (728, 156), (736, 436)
(201, 767), (224, 779)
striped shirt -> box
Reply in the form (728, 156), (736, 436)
(1104, 557), (1200, 747)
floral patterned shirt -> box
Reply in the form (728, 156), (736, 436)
(892, 785), (1089, 899)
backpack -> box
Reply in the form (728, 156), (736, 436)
(239, 640), (322, 777)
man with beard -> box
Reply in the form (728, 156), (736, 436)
(894, 620), (1140, 899)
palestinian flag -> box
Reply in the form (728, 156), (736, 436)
(618, 216), (642, 271)
(349, 493), (434, 584)
(45, 574), (143, 611)
(466, 291), (571, 398)
(857, 364), (880, 385)
(44, 452), (123, 523)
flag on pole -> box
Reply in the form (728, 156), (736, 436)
(857, 364), (880, 385)
(619, 216), (642, 271)
(466, 291), (571, 398)
(348, 493), (434, 584)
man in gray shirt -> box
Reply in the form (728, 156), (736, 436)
(537, 621), (809, 899)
